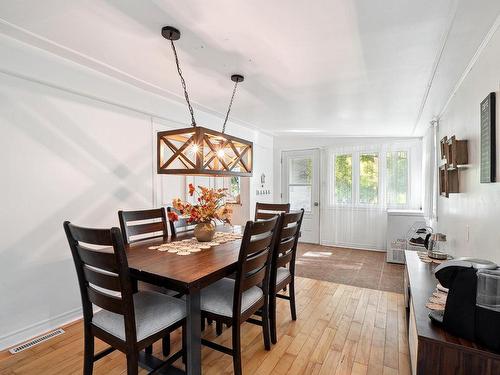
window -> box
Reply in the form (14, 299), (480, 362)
(334, 154), (352, 203)
(386, 151), (408, 205)
(359, 153), (379, 204)
(331, 146), (412, 208)
(186, 176), (241, 204)
(289, 157), (312, 184)
(288, 157), (312, 211)
(226, 176), (241, 203)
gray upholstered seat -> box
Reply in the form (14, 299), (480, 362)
(92, 291), (186, 341)
(200, 278), (264, 317)
(276, 267), (291, 285)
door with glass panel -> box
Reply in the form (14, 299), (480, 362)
(281, 149), (320, 243)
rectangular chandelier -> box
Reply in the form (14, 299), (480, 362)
(157, 126), (253, 176)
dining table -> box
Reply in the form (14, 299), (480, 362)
(125, 225), (243, 375)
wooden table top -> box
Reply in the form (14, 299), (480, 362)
(405, 250), (500, 357)
(126, 226), (243, 291)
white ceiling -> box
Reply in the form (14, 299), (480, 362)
(0, 0), (499, 137)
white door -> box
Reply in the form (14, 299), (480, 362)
(282, 149), (320, 243)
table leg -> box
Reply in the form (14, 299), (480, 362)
(186, 289), (201, 375)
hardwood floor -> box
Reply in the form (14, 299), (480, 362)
(0, 277), (410, 375)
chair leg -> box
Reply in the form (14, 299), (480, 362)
(216, 320), (223, 336)
(232, 324), (242, 375)
(83, 329), (94, 375)
(162, 335), (170, 357)
(270, 292), (278, 345)
(182, 324), (187, 364)
(126, 352), (139, 375)
(262, 300), (272, 350)
(145, 345), (153, 355)
(289, 280), (297, 321)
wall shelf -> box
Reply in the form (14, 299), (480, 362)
(439, 135), (468, 198)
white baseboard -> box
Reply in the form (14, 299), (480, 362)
(320, 241), (386, 252)
(0, 307), (82, 352)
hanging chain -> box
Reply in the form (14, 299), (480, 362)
(170, 40), (196, 127)
(222, 80), (239, 134)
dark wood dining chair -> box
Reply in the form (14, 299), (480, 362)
(63, 221), (186, 375)
(199, 216), (280, 375)
(269, 209), (305, 344)
(255, 202), (290, 220)
(167, 207), (197, 237)
(118, 208), (168, 245)
(118, 207), (179, 356)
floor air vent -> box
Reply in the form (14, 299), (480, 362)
(9, 328), (65, 354)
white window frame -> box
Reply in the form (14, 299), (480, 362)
(287, 155), (314, 213)
(357, 151), (380, 207)
(185, 176), (241, 205)
(332, 153), (354, 207)
(385, 149), (411, 209)
(329, 146), (412, 209)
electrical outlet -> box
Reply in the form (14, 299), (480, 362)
(466, 225), (470, 242)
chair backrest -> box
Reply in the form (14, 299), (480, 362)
(63, 221), (137, 342)
(255, 202), (290, 220)
(167, 206), (197, 237)
(233, 216), (280, 318)
(271, 209), (305, 280)
(118, 208), (168, 245)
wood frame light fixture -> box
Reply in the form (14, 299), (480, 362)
(157, 26), (253, 177)
(157, 126), (253, 176)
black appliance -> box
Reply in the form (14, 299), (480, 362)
(430, 259), (500, 352)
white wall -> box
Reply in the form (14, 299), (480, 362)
(0, 34), (273, 350)
(435, 23), (500, 263)
(274, 136), (422, 250)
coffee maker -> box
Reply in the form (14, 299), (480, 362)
(430, 258), (500, 352)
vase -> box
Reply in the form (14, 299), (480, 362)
(194, 222), (215, 242)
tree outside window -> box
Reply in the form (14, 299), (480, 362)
(359, 153), (379, 204)
(386, 151), (408, 205)
(335, 154), (352, 203)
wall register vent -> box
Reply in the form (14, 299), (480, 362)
(9, 328), (65, 354)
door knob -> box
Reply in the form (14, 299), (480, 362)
(314, 202), (319, 206)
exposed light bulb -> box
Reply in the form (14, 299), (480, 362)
(191, 144), (199, 154)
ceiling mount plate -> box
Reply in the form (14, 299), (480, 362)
(231, 74), (244, 83)
(161, 26), (181, 41)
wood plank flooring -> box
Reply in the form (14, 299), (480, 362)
(0, 277), (410, 375)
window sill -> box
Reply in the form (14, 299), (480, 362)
(325, 205), (410, 211)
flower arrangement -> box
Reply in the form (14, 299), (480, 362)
(168, 184), (233, 225)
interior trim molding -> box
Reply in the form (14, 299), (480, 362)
(320, 241), (385, 252)
(438, 13), (500, 118)
(411, 0), (459, 136)
(0, 17), (267, 135)
(0, 67), (186, 127)
(0, 307), (82, 351)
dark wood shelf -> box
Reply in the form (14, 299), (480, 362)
(439, 135), (468, 197)
(404, 251), (500, 374)
(439, 165), (459, 197)
(447, 136), (468, 168)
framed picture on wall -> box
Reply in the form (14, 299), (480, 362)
(480, 92), (496, 183)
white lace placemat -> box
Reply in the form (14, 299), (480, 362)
(147, 232), (242, 256)
(417, 251), (451, 264)
(425, 285), (448, 311)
